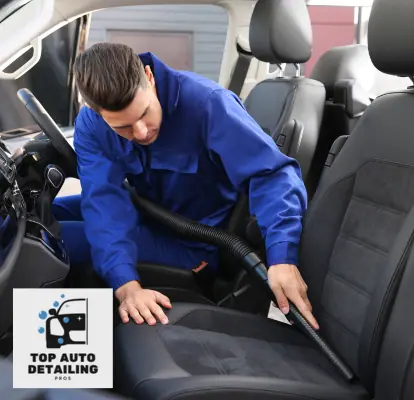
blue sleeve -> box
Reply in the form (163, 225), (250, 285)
(202, 89), (307, 267)
(73, 111), (140, 290)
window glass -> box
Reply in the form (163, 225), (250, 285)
(269, 5), (411, 97)
(87, 4), (229, 83)
(269, 6), (356, 78)
(0, 19), (80, 134)
(358, 6), (412, 97)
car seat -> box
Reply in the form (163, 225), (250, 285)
(307, 44), (377, 195)
(244, 0), (325, 188)
(114, 0), (414, 398)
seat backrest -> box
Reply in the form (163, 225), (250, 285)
(218, 0), (324, 289)
(299, 1), (414, 397)
(307, 44), (376, 195)
(245, 0), (326, 187)
(220, 0), (325, 279)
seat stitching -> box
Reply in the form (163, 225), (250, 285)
(219, 336), (251, 376)
(194, 330), (227, 375)
(169, 308), (205, 325)
(338, 231), (388, 257)
(166, 385), (352, 400)
(327, 270), (372, 300)
(306, 158), (414, 227)
(168, 307), (263, 326)
(352, 195), (406, 216)
(320, 305), (359, 339)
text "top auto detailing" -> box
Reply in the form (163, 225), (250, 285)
(28, 353), (98, 377)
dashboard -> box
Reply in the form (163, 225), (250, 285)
(0, 144), (26, 298)
(1, 125), (75, 155)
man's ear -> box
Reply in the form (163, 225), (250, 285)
(144, 66), (155, 87)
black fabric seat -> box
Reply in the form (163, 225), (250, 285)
(114, 0), (414, 399)
(307, 44), (376, 196)
(244, 0), (325, 188)
(116, 304), (367, 400)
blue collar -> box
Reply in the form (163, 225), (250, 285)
(138, 52), (181, 117)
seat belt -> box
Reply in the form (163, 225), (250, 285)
(228, 43), (253, 97)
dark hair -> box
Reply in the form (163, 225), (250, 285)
(73, 42), (148, 112)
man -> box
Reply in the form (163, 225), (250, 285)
(54, 42), (318, 329)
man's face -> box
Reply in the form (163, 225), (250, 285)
(100, 66), (163, 145)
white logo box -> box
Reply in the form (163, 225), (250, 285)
(13, 288), (113, 389)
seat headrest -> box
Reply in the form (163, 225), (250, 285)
(310, 45), (376, 99)
(249, 0), (312, 65)
(368, 0), (414, 77)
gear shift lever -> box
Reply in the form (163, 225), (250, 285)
(31, 164), (65, 237)
(45, 165), (65, 198)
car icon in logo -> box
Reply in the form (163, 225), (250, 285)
(43, 298), (88, 349)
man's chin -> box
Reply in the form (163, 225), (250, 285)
(133, 131), (158, 145)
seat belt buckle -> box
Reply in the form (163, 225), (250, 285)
(192, 261), (209, 274)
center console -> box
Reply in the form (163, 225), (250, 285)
(0, 148), (70, 336)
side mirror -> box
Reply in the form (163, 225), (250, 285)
(48, 308), (56, 316)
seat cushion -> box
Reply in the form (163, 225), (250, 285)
(115, 304), (369, 400)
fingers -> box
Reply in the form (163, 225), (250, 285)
(137, 304), (157, 325)
(272, 284), (290, 315)
(304, 296), (313, 313)
(128, 304), (145, 325)
(148, 302), (169, 325)
(118, 290), (172, 326)
(155, 292), (172, 309)
(268, 264), (319, 330)
(119, 307), (130, 324)
(288, 291), (319, 330)
(119, 304), (145, 325)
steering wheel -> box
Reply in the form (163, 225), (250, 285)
(16, 88), (78, 178)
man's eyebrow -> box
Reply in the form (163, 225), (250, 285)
(111, 106), (149, 129)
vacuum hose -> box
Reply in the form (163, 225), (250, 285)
(127, 187), (355, 382)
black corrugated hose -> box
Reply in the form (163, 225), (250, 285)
(126, 185), (355, 382)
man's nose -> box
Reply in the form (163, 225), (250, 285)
(132, 120), (148, 140)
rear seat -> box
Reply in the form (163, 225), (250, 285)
(244, 0), (325, 187)
(307, 45), (376, 193)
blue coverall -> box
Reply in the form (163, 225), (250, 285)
(53, 52), (307, 291)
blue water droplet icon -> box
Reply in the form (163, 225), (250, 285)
(53, 301), (59, 308)
(63, 317), (69, 323)
(60, 294), (65, 298)
(39, 311), (47, 320)
(38, 327), (45, 334)
(58, 337), (64, 345)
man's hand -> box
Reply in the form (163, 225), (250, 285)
(115, 280), (172, 325)
(268, 264), (319, 330)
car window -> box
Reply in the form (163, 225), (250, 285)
(87, 4), (228, 83)
(358, 6), (412, 97)
(269, 4), (412, 97)
(0, 19), (80, 135)
(269, 5), (357, 78)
